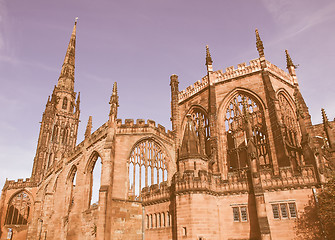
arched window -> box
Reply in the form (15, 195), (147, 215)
(67, 166), (77, 211)
(5, 192), (31, 225)
(62, 97), (68, 110)
(278, 93), (302, 170)
(128, 139), (169, 197)
(224, 93), (271, 171)
(88, 154), (102, 207)
(162, 212), (165, 227)
(47, 153), (53, 169)
(188, 107), (210, 155)
(52, 125), (59, 142)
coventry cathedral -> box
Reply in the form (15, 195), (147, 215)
(1, 20), (334, 240)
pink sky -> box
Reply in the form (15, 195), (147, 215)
(1, 0), (335, 189)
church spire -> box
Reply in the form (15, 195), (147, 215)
(255, 28), (265, 58)
(57, 18), (78, 92)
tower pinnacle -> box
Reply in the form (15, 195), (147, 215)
(57, 19), (77, 92)
(109, 82), (119, 122)
(205, 45), (213, 72)
(255, 28), (265, 58)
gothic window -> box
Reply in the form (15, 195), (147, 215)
(128, 139), (169, 197)
(278, 93), (302, 170)
(52, 125), (59, 142)
(62, 97), (68, 110)
(5, 192), (31, 225)
(188, 108), (210, 155)
(67, 166), (77, 211)
(225, 93), (270, 171)
(88, 153), (102, 207)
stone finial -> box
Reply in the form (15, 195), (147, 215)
(205, 45), (213, 66)
(109, 82), (119, 121)
(85, 116), (92, 139)
(285, 50), (295, 69)
(205, 45), (213, 73)
(321, 108), (329, 124)
(255, 28), (265, 58)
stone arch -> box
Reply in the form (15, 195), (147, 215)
(128, 137), (171, 197)
(84, 150), (103, 174)
(5, 190), (33, 225)
(84, 151), (103, 207)
(218, 88), (271, 173)
(182, 105), (210, 155)
(277, 89), (302, 171)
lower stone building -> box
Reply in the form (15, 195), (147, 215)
(0, 21), (334, 240)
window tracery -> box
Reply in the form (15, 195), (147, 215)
(188, 107), (210, 155)
(278, 93), (302, 171)
(224, 93), (271, 171)
(129, 139), (168, 197)
(5, 192), (31, 225)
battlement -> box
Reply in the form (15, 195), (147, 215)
(265, 60), (294, 84)
(116, 119), (173, 138)
(178, 58), (294, 103)
(174, 170), (249, 195)
(141, 181), (171, 205)
(3, 178), (37, 190)
(260, 166), (318, 191)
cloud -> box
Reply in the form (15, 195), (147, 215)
(0, 0), (7, 52)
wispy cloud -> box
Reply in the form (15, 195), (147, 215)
(258, 0), (335, 49)
(261, 0), (335, 37)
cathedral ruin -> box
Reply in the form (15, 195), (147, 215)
(1, 20), (334, 240)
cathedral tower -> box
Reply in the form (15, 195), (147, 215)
(31, 19), (80, 182)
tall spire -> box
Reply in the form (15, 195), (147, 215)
(255, 28), (265, 58)
(205, 45), (213, 73)
(57, 18), (78, 92)
(109, 82), (119, 122)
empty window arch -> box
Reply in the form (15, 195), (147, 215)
(128, 139), (169, 197)
(187, 107), (210, 155)
(5, 191), (31, 225)
(87, 153), (102, 207)
(224, 93), (271, 171)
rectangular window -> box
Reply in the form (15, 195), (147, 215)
(272, 204), (280, 219)
(232, 206), (248, 222)
(233, 207), (240, 222)
(288, 203), (297, 218)
(280, 203), (288, 219)
(240, 207), (248, 222)
(272, 202), (297, 219)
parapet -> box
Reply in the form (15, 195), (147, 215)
(116, 119), (173, 139)
(3, 178), (37, 190)
(142, 181), (171, 205)
(178, 58), (294, 103)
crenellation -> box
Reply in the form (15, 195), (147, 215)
(3, 178), (37, 190)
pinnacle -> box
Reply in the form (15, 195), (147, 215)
(285, 49), (297, 69)
(205, 45), (213, 66)
(255, 28), (265, 58)
(321, 108), (329, 123)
